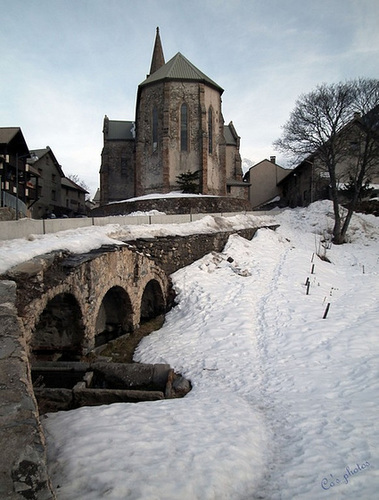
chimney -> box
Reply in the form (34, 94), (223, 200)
(270, 156), (276, 163)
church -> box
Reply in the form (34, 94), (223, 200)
(99, 28), (248, 205)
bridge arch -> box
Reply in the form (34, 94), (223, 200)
(140, 278), (166, 323)
(9, 244), (172, 357)
(94, 285), (134, 347)
(31, 291), (85, 359)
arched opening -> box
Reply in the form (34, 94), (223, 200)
(31, 293), (84, 361)
(95, 286), (133, 347)
(140, 279), (165, 323)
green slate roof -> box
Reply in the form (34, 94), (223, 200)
(224, 125), (237, 146)
(107, 121), (135, 140)
(139, 52), (223, 93)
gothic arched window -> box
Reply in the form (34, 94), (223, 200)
(152, 106), (158, 152)
(208, 107), (213, 154)
(181, 103), (188, 151)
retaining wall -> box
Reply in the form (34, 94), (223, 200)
(0, 280), (55, 499)
(0, 210), (280, 242)
(127, 227), (274, 275)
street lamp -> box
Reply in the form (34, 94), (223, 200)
(15, 152), (38, 220)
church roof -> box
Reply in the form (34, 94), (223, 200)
(224, 123), (239, 145)
(107, 120), (135, 140)
(139, 52), (223, 93)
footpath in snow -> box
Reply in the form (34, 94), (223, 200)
(5, 201), (377, 499)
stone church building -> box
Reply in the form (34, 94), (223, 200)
(99, 28), (247, 205)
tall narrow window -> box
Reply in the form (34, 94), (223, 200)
(208, 107), (213, 154)
(152, 106), (158, 152)
(121, 157), (127, 176)
(181, 103), (188, 151)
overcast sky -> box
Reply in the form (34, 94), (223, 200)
(1, 0), (379, 197)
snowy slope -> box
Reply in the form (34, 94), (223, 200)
(16, 201), (379, 499)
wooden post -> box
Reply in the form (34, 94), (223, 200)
(323, 303), (330, 319)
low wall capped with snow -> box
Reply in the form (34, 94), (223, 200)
(91, 195), (252, 217)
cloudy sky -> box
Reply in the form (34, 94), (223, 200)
(1, 0), (378, 197)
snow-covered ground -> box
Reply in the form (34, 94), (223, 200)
(1, 201), (378, 499)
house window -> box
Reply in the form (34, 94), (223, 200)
(208, 107), (213, 154)
(181, 103), (188, 151)
(52, 190), (56, 201)
(52, 174), (56, 183)
(152, 106), (158, 152)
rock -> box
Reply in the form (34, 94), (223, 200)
(172, 376), (192, 397)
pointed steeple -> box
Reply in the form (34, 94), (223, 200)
(149, 27), (165, 76)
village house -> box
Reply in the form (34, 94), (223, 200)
(28, 147), (88, 218)
(243, 156), (290, 209)
(99, 28), (248, 206)
(0, 127), (39, 219)
(279, 108), (379, 207)
(27, 147), (65, 218)
(0, 132), (88, 220)
(61, 177), (88, 217)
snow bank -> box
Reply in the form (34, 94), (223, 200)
(4, 201), (379, 498)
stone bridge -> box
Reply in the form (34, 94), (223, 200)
(5, 243), (172, 360)
(0, 224), (277, 498)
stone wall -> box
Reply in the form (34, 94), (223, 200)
(0, 280), (55, 499)
(127, 227), (276, 275)
(100, 138), (135, 205)
(91, 194), (252, 217)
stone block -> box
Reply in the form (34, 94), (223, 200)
(0, 280), (17, 306)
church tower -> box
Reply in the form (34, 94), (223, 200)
(135, 29), (228, 197)
(99, 29), (246, 205)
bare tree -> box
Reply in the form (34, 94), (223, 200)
(274, 78), (379, 244)
(66, 174), (90, 200)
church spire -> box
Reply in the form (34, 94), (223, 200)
(149, 27), (165, 76)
